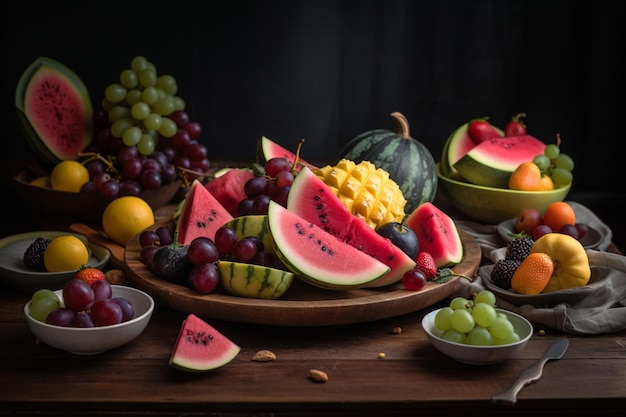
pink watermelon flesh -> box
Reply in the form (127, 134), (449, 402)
(404, 202), (463, 268)
(169, 314), (241, 372)
(22, 62), (92, 162)
(257, 136), (318, 172)
(268, 201), (390, 289)
(287, 167), (416, 287)
(176, 179), (234, 245)
(205, 168), (254, 217)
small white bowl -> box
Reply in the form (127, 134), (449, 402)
(422, 307), (533, 365)
(24, 285), (154, 355)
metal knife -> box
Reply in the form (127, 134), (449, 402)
(491, 337), (569, 405)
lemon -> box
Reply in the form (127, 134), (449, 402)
(102, 196), (155, 246)
(30, 176), (51, 188)
(49, 160), (89, 192)
(43, 235), (89, 273)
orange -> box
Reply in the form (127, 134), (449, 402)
(43, 235), (89, 273)
(50, 160), (89, 193)
(102, 196), (155, 246)
(538, 174), (554, 191)
(542, 201), (576, 232)
(509, 162), (542, 191)
(511, 252), (554, 295)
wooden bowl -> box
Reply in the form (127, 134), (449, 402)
(13, 169), (181, 226)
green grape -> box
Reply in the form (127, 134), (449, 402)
(108, 105), (131, 123)
(152, 96), (175, 116)
(137, 134), (156, 155)
(441, 329), (466, 344)
(142, 87), (159, 105)
(110, 118), (135, 138)
(544, 143), (560, 159)
(434, 307), (454, 331)
(126, 89), (143, 106)
(554, 153), (575, 171)
(492, 332), (520, 345)
(31, 289), (59, 304)
(144, 113), (163, 131)
(105, 83), (128, 103)
(551, 167), (573, 188)
(450, 296), (471, 311)
(532, 154), (551, 172)
(131, 102), (151, 120)
(472, 303), (496, 328)
(131, 56), (150, 73)
(156, 75), (178, 95)
(120, 69), (138, 89)
(489, 316), (515, 340)
(139, 68), (157, 88)
(473, 290), (496, 307)
(29, 297), (60, 322)
(158, 117), (178, 137)
(451, 309), (475, 333)
(173, 96), (186, 111)
(122, 126), (142, 146)
(467, 326), (492, 346)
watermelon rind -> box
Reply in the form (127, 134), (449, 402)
(221, 215), (274, 255)
(453, 135), (546, 188)
(267, 201), (390, 290)
(169, 314), (241, 372)
(15, 57), (93, 165)
(217, 260), (294, 299)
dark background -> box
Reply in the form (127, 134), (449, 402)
(2, 0), (624, 248)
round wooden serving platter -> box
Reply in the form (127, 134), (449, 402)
(125, 226), (482, 327)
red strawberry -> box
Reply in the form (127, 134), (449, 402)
(75, 266), (106, 286)
(467, 117), (503, 144)
(504, 113), (527, 137)
(414, 251), (437, 280)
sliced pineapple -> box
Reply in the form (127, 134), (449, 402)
(315, 159), (406, 229)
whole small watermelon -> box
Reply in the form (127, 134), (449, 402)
(335, 112), (438, 214)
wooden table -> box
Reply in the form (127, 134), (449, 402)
(1, 282), (625, 416)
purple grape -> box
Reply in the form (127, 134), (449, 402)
(244, 176), (268, 198)
(251, 194), (271, 214)
(275, 170), (294, 187)
(123, 158), (143, 180)
(100, 179), (120, 200)
(142, 158), (161, 173)
(167, 110), (190, 127)
(150, 151), (168, 168)
(533, 224), (553, 241)
(237, 198), (254, 216)
(112, 297), (135, 322)
(182, 121), (202, 139)
(190, 263), (220, 294)
(92, 279), (112, 302)
(188, 237), (220, 265)
(119, 180), (142, 196)
(90, 299), (123, 327)
(190, 158), (210, 173)
(80, 181), (98, 194)
(46, 308), (76, 327)
(71, 311), (95, 328)
(140, 245), (159, 264)
(93, 172), (112, 191)
(214, 226), (237, 255)
(171, 130), (192, 149)
(140, 230), (161, 247)
(161, 164), (178, 183)
(559, 224), (579, 240)
(156, 226), (174, 246)
(575, 223), (588, 240)
(141, 169), (162, 190)
(85, 159), (106, 178)
(264, 157), (292, 177)
(234, 237), (258, 262)
(252, 251), (275, 267)
(63, 279), (95, 312)
(117, 145), (139, 164)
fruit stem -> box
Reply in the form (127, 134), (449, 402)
(292, 139), (306, 174)
(391, 112), (411, 139)
(76, 151), (119, 176)
(512, 112), (527, 122)
(555, 133), (562, 148)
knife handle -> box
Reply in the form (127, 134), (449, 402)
(491, 357), (549, 405)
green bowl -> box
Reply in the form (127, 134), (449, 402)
(436, 163), (571, 224)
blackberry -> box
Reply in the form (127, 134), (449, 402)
(23, 237), (51, 271)
(505, 236), (534, 262)
(490, 259), (521, 289)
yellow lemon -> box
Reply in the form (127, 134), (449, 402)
(43, 235), (89, 273)
(30, 176), (51, 188)
(50, 160), (89, 192)
(102, 196), (155, 246)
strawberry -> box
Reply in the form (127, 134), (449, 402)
(414, 251), (437, 280)
(504, 113), (527, 137)
(467, 117), (503, 144)
(75, 266), (106, 286)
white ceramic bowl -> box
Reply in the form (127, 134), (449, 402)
(24, 285), (154, 355)
(0, 231), (110, 293)
(422, 307), (533, 365)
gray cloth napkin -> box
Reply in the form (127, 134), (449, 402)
(451, 201), (626, 335)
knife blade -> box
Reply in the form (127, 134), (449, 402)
(491, 337), (569, 405)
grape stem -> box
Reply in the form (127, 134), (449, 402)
(76, 152), (120, 176)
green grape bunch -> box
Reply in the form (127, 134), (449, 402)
(532, 134), (575, 188)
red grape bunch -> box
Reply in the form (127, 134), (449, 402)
(238, 157), (296, 216)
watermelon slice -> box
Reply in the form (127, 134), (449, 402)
(404, 202), (463, 268)
(287, 167), (416, 287)
(176, 179), (234, 245)
(169, 314), (240, 372)
(453, 135), (546, 188)
(256, 136), (318, 172)
(205, 168), (254, 217)
(268, 201), (390, 290)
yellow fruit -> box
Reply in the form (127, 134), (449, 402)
(102, 196), (155, 246)
(49, 160), (89, 193)
(44, 235), (89, 273)
(315, 159), (406, 229)
(30, 176), (51, 188)
(530, 233), (591, 292)
(510, 252), (554, 295)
